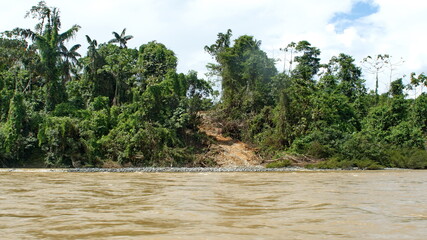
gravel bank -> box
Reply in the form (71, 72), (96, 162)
(0, 167), (318, 173)
(66, 167), (313, 172)
(0, 167), (407, 172)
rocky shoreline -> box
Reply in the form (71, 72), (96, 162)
(0, 167), (408, 173)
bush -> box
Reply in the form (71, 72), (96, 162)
(266, 159), (292, 168)
(0, 126), (9, 167)
(386, 121), (425, 148)
(38, 117), (87, 167)
(290, 128), (344, 158)
(89, 96), (110, 111)
(308, 158), (350, 169)
(355, 159), (384, 170)
(305, 141), (331, 159)
(338, 132), (388, 165)
(308, 157), (384, 170)
(389, 149), (427, 169)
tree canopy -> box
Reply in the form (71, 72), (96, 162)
(0, 2), (426, 169)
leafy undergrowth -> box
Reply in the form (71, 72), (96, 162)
(306, 158), (384, 170)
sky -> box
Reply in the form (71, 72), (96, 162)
(2, 0), (427, 94)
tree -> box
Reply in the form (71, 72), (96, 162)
(2, 92), (27, 165)
(205, 31), (276, 116)
(204, 29), (232, 59)
(98, 44), (138, 105)
(279, 41), (296, 73)
(324, 53), (366, 101)
(386, 56), (404, 87)
(10, 1), (81, 110)
(292, 40), (321, 83)
(38, 116), (87, 167)
(390, 78), (405, 98)
(83, 35), (100, 84)
(137, 41), (178, 85)
(59, 43), (81, 83)
(409, 72), (427, 98)
(108, 28), (133, 49)
(361, 54), (389, 97)
(80, 35), (114, 101)
(204, 29), (233, 78)
(0, 37), (38, 120)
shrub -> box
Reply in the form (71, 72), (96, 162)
(38, 117), (87, 167)
(308, 157), (384, 170)
(338, 132), (388, 165)
(389, 149), (427, 169)
(386, 121), (425, 148)
(290, 128), (345, 158)
(355, 159), (384, 170)
(266, 159), (292, 168)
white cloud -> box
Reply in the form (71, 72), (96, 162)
(1, 0), (426, 93)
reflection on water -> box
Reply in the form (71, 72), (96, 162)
(1, 171), (426, 239)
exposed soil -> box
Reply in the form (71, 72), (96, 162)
(198, 112), (263, 167)
(198, 111), (323, 168)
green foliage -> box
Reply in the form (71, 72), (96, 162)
(0, 93), (30, 165)
(338, 132), (388, 165)
(98, 44), (138, 105)
(390, 78), (405, 97)
(388, 149), (427, 169)
(38, 116), (87, 167)
(109, 28), (133, 49)
(307, 157), (352, 169)
(289, 127), (346, 159)
(385, 121), (424, 148)
(266, 159), (292, 168)
(292, 40), (321, 82)
(0, 126), (7, 166)
(138, 41), (177, 83)
(98, 119), (187, 167)
(323, 53), (365, 101)
(52, 102), (80, 117)
(9, 1), (81, 111)
(1, 4), (426, 169)
(412, 93), (427, 132)
(206, 31), (277, 118)
(308, 157), (384, 170)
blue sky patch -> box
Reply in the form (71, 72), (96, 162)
(330, 1), (380, 33)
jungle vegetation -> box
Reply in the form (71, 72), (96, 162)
(1, 2), (426, 168)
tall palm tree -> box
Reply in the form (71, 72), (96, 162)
(12, 1), (80, 110)
(60, 43), (81, 83)
(108, 28), (133, 48)
(85, 35), (115, 100)
(86, 35), (98, 55)
(85, 35), (99, 73)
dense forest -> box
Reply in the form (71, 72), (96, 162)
(1, 2), (426, 169)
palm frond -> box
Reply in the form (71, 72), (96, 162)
(51, 8), (62, 30)
(12, 28), (37, 41)
(123, 35), (133, 41)
(58, 24), (80, 42)
(113, 31), (121, 39)
(121, 28), (127, 37)
(86, 35), (92, 44)
(59, 43), (68, 55)
(69, 44), (81, 53)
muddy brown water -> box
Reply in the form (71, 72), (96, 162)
(1, 170), (426, 239)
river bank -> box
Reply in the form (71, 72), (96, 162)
(0, 167), (414, 173)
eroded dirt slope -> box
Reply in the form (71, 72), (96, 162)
(198, 112), (262, 167)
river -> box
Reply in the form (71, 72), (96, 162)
(0, 170), (426, 239)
